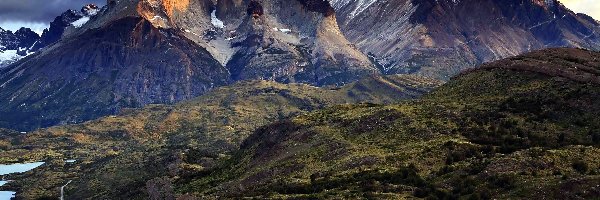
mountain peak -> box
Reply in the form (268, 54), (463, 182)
(82, 4), (100, 16)
(333, 0), (600, 79)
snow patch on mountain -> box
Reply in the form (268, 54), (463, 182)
(72, 17), (91, 28)
(211, 10), (225, 29)
(273, 28), (292, 34)
(0, 50), (20, 61)
(0, 50), (22, 68)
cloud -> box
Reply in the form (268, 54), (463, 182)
(0, 0), (105, 24)
(560, 0), (600, 20)
(0, 21), (48, 35)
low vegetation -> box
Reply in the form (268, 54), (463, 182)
(176, 48), (600, 199)
(0, 75), (440, 199)
(2, 48), (599, 199)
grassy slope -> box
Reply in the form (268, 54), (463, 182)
(178, 48), (600, 199)
(0, 75), (440, 199)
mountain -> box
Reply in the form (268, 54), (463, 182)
(330, 0), (600, 79)
(176, 48), (600, 199)
(30, 8), (89, 51)
(0, 0), (379, 131)
(3, 0), (600, 131)
(0, 27), (39, 68)
(0, 5), (99, 69)
(0, 75), (440, 199)
(213, 0), (377, 85)
(3, 48), (599, 199)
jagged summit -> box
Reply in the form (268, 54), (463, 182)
(0, 27), (39, 68)
(212, 0), (377, 85)
(82, 4), (100, 16)
(0, 4), (104, 68)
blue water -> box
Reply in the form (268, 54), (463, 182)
(0, 191), (15, 200)
(0, 162), (44, 176)
(0, 162), (45, 200)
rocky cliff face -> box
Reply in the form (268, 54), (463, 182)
(130, 0), (377, 86)
(331, 0), (600, 79)
(1, 28), (39, 51)
(0, 0), (377, 130)
(0, 15), (230, 130)
(211, 0), (378, 85)
(30, 10), (86, 51)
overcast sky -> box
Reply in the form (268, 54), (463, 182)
(561, 0), (600, 20)
(0, 0), (598, 35)
(0, 0), (105, 34)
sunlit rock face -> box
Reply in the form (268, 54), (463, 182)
(136, 0), (192, 28)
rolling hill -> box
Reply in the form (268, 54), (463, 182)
(177, 48), (600, 199)
(0, 74), (440, 199)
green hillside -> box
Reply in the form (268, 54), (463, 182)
(177, 48), (600, 199)
(0, 75), (440, 199)
(3, 48), (599, 199)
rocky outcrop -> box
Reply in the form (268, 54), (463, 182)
(31, 10), (85, 51)
(331, 0), (600, 79)
(475, 48), (600, 84)
(247, 1), (264, 17)
(296, 0), (336, 16)
(216, 0), (378, 85)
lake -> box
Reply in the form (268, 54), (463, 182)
(0, 162), (45, 176)
(0, 191), (15, 200)
(0, 162), (45, 200)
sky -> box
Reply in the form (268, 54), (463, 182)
(561, 0), (600, 20)
(0, 0), (598, 35)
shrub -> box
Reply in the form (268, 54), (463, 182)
(552, 170), (562, 176)
(591, 131), (600, 144)
(572, 160), (589, 174)
(488, 174), (516, 189)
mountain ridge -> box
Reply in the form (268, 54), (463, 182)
(0, 0), (383, 131)
(331, 0), (600, 79)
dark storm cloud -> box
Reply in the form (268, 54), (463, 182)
(0, 0), (106, 23)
